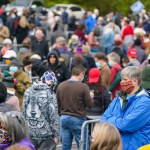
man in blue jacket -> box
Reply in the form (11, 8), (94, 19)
(101, 66), (150, 150)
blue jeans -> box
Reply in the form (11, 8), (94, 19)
(61, 116), (86, 150)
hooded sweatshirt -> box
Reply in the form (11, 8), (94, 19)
(22, 82), (59, 140)
(47, 51), (70, 84)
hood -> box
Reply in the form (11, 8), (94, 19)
(32, 82), (51, 90)
(47, 50), (59, 65)
(113, 63), (122, 71)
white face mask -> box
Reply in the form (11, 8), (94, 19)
(12, 14), (16, 19)
(7, 89), (15, 95)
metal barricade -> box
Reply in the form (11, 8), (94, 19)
(79, 119), (99, 150)
(31, 76), (39, 83)
(0, 63), (8, 72)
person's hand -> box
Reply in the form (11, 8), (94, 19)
(54, 137), (59, 144)
(90, 92), (94, 98)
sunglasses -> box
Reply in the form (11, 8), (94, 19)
(6, 112), (22, 124)
(50, 55), (56, 58)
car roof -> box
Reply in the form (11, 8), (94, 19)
(53, 4), (81, 7)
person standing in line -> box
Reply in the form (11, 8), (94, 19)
(56, 64), (94, 150)
(91, 123), (122, 150)
(22, 70), (59, 150)
(101, 66), (150, 150)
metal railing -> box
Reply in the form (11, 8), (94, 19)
(79, 119), (100, 150)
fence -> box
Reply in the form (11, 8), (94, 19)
(79, 119), (100, 150)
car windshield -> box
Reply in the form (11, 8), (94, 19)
(10, 0), (31, 7)
(55, 6), (67, 11)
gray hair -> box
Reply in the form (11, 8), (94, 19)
(5, 111), (29, 144)
(107, 52), (120, 63)
(0, 112), (7, 127)
(121, 66), (142, 83)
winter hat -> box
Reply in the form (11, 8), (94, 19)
(22, 56), (32, 66)
(41, 70), (57, 86)
(3, 50), (17, 59)
(141, 66), (150, 89)
(0, 82), (7, 103)
(10, 61), (21, 68)
(88, 68), (101, 83)
(30, 54), (41, 60)
(2, 39), (12, 45)
(134, 38), (142, 46)
(2, 71), (14, 88)
(114, 34), (122, 46)
(127, 48), (137, 58)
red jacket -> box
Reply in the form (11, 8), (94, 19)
(74, 29), (87, 43)
(110, 63), (122, 99)
(122, 25), (134, 40)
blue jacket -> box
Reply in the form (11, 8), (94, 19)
(85, 16), (97, 34)
(101, 89), (150, 150)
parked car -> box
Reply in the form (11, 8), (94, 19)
(5, 0), (45, 15)
(49, 4), (85, 19)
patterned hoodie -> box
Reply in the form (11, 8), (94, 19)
(22, 82), (59, 140)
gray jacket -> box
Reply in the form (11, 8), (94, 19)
(22, 82), (59, 140)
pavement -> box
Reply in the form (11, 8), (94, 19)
(56, 142), (78, 150)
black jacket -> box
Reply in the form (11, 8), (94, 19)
(31, 59), (48, 78)
(86, 84), (111, 116)
(31, 37), (49, 60)
(47, 51), (70, 84)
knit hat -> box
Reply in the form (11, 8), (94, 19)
(2, 39), (12, 45)
(30, 54), (41, 60)
(22, 56), (32, 66)
(88, 68), (101, 83)
(114, 34), (122, 46)
(41, 71), (57, 86)
(0, 82), (7, 103)
(127, 48), (137, 58)
(2, 71), (14, 88)
(134, 38), (142, 46)
(10, 61), (21, 68)
(141, 66), (150, 89)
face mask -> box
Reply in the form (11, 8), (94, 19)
(95, 62), (101, 68)
(120, 80), (135, 94)
(108, 62), (113, 68)
(0, 128), (12, 144)
(11, 14), (16, 19)
(9, 66), (18, 73)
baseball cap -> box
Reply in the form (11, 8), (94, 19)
(3, 50), (17, 59)
(88, 68), (100, 83)
(127, 48), (137, 58)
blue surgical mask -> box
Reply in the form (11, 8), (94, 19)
(108, 62), (113, 68)
(9, 66), (18, 73)
(95, 62), (101, 68)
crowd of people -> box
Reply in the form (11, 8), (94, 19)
(0, 5), (150, 150)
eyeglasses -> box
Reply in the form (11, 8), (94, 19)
(6, 112), (22, 124)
